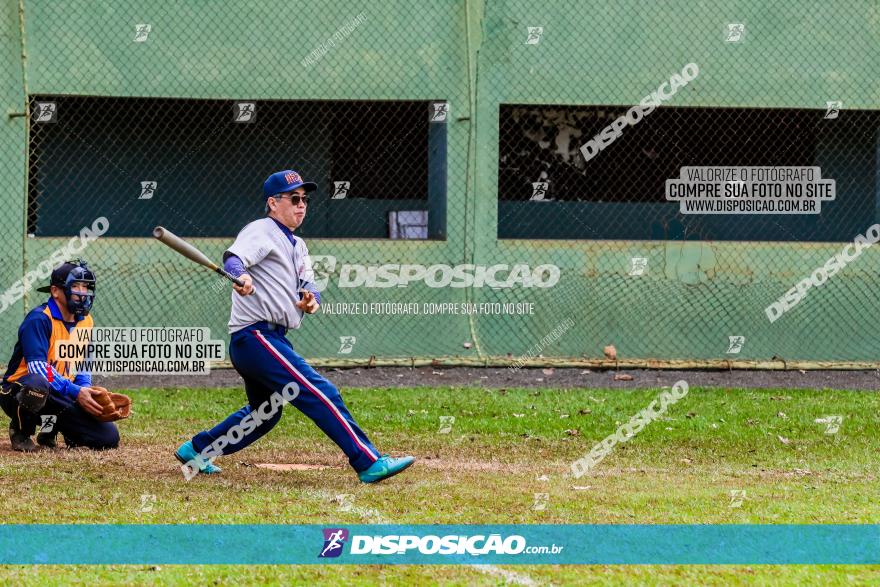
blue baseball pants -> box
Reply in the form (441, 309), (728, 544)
(190, 322), (380, 472)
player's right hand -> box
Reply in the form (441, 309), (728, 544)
(233, 274), (255, 296)
(76, 386), (104, 417)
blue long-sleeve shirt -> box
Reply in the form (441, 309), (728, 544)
(2, 298), (91, 399)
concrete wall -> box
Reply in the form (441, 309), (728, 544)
(0, 1), (876, 364)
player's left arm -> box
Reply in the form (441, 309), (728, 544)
(19, 312), (83, 399)
(295, 240), (321, 314)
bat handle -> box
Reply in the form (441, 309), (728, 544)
(216, 267), (246, 287)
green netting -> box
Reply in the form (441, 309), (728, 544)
(2, 1), (879, 367)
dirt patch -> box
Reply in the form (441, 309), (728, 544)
(417, 458), (525, 473)
(248, 463), (338, 471)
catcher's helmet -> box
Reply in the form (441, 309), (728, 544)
(37, 259), (97, 317)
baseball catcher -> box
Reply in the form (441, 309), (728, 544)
(0, 260), (129, 451)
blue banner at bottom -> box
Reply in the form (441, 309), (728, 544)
(0, 525), (877, 565)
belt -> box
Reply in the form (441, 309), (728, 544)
(248, 321), (288, 335)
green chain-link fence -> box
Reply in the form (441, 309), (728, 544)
(2, 0), (880, 368)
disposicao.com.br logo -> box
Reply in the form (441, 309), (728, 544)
(318, 528), (563, 558)
(319, 528), (349, 558)
(310, 256), (560, 289)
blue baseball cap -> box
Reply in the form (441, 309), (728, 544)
(263, 170), (318, 199)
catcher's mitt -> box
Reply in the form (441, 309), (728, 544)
(91, 387), (131, 422)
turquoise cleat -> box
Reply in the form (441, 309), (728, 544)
(358, 454), (415, 483)
(175, 440), (222, 476)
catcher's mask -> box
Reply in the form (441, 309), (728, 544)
(37, 260), (97, 318)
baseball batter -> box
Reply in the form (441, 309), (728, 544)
(176, 170), (414, 483)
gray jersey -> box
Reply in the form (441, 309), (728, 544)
(226, 217), (316, 333)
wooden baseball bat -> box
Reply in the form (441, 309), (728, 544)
(152, 226), (246, 287)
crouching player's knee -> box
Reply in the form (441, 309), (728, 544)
(95, 424), (121, 450)
(68, 422), (120, 450)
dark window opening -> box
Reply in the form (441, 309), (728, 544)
(29, 96), (447, 239)
(498, 104), (880, 242)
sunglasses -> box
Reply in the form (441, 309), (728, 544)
(277, 194), (310, 205)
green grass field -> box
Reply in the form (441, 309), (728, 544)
(1, 383), (879, 585)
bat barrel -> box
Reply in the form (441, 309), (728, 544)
(151, 225), (242, 287)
